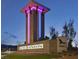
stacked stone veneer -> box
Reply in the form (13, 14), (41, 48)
(16, 36), (67, 54)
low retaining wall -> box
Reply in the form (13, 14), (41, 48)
(16, 37), (67, 54)
(16, 40), (50, 54)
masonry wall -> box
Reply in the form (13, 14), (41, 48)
(17, 40), (50, 54)
(17, 36), (67, 54)
(57, 36), (67, 52)
(49, 39), (57, 54)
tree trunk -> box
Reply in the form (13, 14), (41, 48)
(67, 39), (73, 55)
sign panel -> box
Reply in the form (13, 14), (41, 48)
(19, 44), (43, 50)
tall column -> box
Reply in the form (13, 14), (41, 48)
(32, 10), (38, 42)
(30, 9), (38, 43)
(26, 7), (39, 45)
(26, 10), (31, 45)
(30, 10), (34, 44)
(26, 13), (28, 45)
(41, 12), (45, 39)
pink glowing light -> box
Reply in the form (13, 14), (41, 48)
(38, 8), (42, 12)
(27, 10), (30, 13)
(27, 11), (30, 45)
(31, 6), (36, 10)
(30, 6), (42, 12)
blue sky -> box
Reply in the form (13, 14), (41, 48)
(1, 0), (78, 45)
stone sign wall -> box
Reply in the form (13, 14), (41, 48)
(17, 36), (67, 54)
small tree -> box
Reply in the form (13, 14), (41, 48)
(62, 22), (69, 39)
(50, 26), (58, 39)
(62, 20), (76, 53)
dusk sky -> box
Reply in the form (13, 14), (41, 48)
(1, 0), (78, 45)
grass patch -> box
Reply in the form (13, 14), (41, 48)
(2, 53), (60, 59)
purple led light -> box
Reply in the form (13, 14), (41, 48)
(27, 11), (30, 45)
(38, 8), (42, 12)
(31, 6), (42, 12)
(27, 10), (30, 13)
(31, 6), (36, 10)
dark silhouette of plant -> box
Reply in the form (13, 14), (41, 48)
(44, 36), (49, 40)
(38, 36), (49, 41)
(62, 22), (69, 39)
(50, 26), (58, 39)
(39, 37), (44, 41)
(62, 20), (76, 53)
